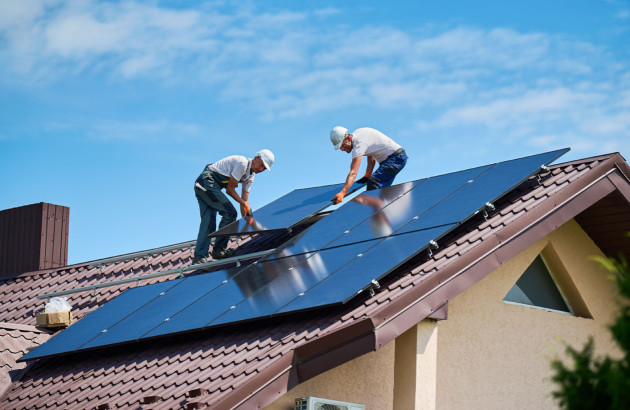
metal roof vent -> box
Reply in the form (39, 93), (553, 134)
(295, 396), (365, 410)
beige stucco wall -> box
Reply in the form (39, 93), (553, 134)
(435, 219), (621, 409)
(265, 340), (395, 410)
(267, 218), (622, 409)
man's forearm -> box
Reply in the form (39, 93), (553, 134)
(341, 170), (358, 194)
(226, 186), (246, 207)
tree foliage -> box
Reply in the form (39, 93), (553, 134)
(550, 254), (630, 409)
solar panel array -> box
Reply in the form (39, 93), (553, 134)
(22, 148), (569, 361)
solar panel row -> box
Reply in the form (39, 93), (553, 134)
(22, 148), (569, 361)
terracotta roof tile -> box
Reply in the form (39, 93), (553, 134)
(0, 323), (52, 398)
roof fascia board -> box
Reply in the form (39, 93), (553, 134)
(293, 317), (375, 360)
(613, 154), (630, 181)
(427, 303), (448, 320)
(608, 171), (630, 206)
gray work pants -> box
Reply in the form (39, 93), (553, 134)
(194, 166), (237, 259)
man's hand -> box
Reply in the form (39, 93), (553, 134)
(332, 192), (345, 204)
(356, 171), (372, 184)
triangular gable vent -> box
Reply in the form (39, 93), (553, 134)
(504, 255), (572, 314)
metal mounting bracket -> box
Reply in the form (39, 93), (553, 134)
(483, 202), (495, 220)
(537, 164), (550, 184)
(369, 279), (380, 297)
(427, 240), (439, 258)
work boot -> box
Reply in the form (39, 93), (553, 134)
(211, 248), (235, 260)
(192, 256), (208, 265)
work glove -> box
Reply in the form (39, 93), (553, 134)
(332, 192), (345, 205)
(356, 172), (372, 184)
(242, 204), (254, 218)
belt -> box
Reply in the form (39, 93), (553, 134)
(392, 148), (405, 156)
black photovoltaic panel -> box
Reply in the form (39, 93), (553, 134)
(209, 182), (364, 237)
(81, 273), (228, 349)
(22, 148), (569, 361)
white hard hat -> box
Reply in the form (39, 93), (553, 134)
(330, 126), (348, 150)
(257, 149), (274, 170)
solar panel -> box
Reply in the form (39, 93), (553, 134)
(22, 148), (569, 362)
(277, 226), (456, 313)
(209, 182), (364, 237)
(80, 272), (228, 349)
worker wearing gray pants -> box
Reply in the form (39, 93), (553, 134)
(193, 150), (274, 264)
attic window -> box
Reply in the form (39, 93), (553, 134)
(504, 255), (572, 315)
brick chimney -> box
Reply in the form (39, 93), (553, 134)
(0, 203), (69, 276)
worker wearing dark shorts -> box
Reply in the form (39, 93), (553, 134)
(329, 126), (408, 204)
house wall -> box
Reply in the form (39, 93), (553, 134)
(434, 219), (622, 409)
(265, 340), (395, 410)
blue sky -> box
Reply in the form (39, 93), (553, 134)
(1, 0), (629, 264)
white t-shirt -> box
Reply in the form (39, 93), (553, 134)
(351, 127), (402, 163)
(208, 155), (255, 192)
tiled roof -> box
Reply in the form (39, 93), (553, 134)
(0, 323), (52, 398)
(1, 153), (629, 409)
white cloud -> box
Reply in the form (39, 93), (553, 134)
(0, 0), (47, 30)
(45, 119), (201, 141)
(580, 112), (630, 134)
(435, 88), (604, 128)
(313, 7), (341, 18)
(45, 13), (130, 56)
(0, 0), (627, 157)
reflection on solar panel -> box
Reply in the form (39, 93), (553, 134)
(209, 182), (364, 237)
(22, 148), (569, 361)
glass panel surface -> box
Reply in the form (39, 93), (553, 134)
(210, 182), (364, 237)
(328, 165), (491, 247)
(22, 280), (178, 361)
(207, 241), (372, 327)
(504, 255), (571, 313)
(146, 242), (371, 337)
(81, 272), (229, 349)
(278, 225), (456, 313)
(276, 181), (421, 256)
(398, 148), (570, 234)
